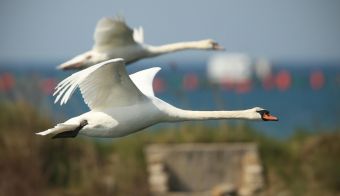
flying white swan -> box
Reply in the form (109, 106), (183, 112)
(58, 17), (224, 70)
(38, 59), (278, 138)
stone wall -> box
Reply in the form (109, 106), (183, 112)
(145, 143), (264, 196)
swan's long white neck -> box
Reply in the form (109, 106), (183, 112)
(146, 40), (211, 56)
(164, 106), (259, 122)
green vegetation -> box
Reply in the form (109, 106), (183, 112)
(0, 101), (339, 195)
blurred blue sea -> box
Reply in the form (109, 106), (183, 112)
(0, 61), (339, 138)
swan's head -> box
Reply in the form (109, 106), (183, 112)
(201, 39), (225, 50)
(251, 107), (279, 121)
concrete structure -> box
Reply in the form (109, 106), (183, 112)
(145, 143), (264, 196)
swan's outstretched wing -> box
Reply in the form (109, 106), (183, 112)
(129, 67), (161, 97)
(54, 58), (146, 111)
(133, 26), (144, 44)
(93, 17), (140, 52)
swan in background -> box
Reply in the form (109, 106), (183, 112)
(38, 58), (278, 139)
(58, 17), (224, 70)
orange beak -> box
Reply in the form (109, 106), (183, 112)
(263, 113), (279, 121)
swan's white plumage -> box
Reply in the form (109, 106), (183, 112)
(129, 67), (161, 97)
(39, 59), (277, 138)
(54, 58), (145, 110)
(133, 26), (144, 44)
(36, 123), (79, 136)
(94, 17), (138, 51)
(58, 17), (224, 70)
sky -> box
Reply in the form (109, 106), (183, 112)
(1, 0), (340, 64)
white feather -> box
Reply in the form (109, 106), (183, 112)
(58, 17), (224, 70)
(133, 26), (144, 44)
(54, 58), (146, 110)
(39, 59), (277, 138)
(129, 67), (161, 97)
(36, 123), (79, 136)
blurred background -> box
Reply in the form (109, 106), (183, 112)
(0, 0), (339, 195)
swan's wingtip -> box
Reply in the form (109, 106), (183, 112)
(153, 67), (162, 71)
(105, 58), (125, 64)
(146, 66), (162, 74)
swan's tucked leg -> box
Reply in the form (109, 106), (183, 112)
(52, 120), (88, 139)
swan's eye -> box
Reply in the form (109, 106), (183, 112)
(256, 109), (269, 116)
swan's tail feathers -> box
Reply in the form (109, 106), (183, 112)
(36, 120), (87, 139)
(36, 128), (56, 136)
(58, 61), (83, 70)
(36, 124), (79, 136)
(57, 53), (91, 70)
